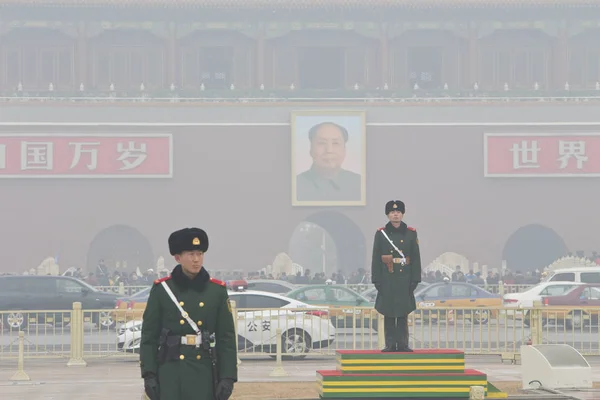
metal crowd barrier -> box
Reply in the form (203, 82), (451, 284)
(92, 282), (536, 297)
(1, 302), (599, 366)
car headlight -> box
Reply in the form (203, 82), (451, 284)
(120, 324), (142, 335)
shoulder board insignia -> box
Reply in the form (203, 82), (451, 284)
(210, 278), (226, 287)
(154, 276), (172, 285)
(377, 227), (385, 231)
(407, 226), (416, 232)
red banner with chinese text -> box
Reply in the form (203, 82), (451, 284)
(484, 133), (600, 177)
(0, 134), (172, 178)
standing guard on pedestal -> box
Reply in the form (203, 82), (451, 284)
(371, 200), (422, 352)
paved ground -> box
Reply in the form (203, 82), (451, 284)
(0, 355), (599, 400)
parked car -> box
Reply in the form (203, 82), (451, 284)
(0, 275), (119, 330)
(112, 281), (299, 325)
(285, 284), (377, 330)
(245, 279), (297, 294)
(541, 284), (600, 329)
(117, 289), (335, 359)
(544, 267), (600, 284)
(414, 281), (502, 324)
(503, 281), (584, 309)
(112, 286), (152, 324)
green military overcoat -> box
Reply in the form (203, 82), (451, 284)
(140, 265), (237, 400)
(371, 221), (422, 317)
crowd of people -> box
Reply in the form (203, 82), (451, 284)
(12, 250), (600, 289)
(240, 266), (543, 287)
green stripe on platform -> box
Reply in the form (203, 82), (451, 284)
(337, 363), (465, 368)
(337, 365), (465, 373)
(339, 358), (464, 364)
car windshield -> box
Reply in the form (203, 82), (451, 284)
(564, 285), (584, 295)
(414, 285), (428, 296)
(525, 282), (547, 293)
(358, 293), (371, 303)
(336, 287), (370, 303)
(75, 278), (101, 292)
(479, 287), (495, 296)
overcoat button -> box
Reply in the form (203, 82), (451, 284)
(196, 355), (201, 360)
(199, 302), (205, 307)
(180, 320), (185, 325)
(180, 355), (185, 360)
(198, 321), (203, 326)
(179, 301), (185, 306)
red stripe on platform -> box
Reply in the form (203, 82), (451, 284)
(317, 369), (485, 377)
(335, 349), (464, 355)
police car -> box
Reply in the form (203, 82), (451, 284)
(117, 280), (335, 359)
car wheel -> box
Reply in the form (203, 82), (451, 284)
(566, 311), (585, 330)
(470, 308), (489, 325)
(93, 311), (116, 330)
(523, 311), (547, 328)
(3, 312), (28, 331)
(277, 328), (311, 360)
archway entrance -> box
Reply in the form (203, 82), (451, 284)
(86, 224), (154, 275)
(502, 224), (568, 272)
(288, 211), (366, 280)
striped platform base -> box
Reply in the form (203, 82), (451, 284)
(316, 350), (507, 399)
(317, 369), (487, 398)
(336, 349), (465, 374)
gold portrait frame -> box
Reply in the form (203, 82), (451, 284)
(291, 110), (367, 207)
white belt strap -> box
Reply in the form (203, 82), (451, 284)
(379, 229), (407, 265)
(160, 281), (200, 334)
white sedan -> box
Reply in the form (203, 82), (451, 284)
(117, 290), (335, 359)
(503, 281), (584, 308)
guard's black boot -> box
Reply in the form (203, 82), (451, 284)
(382, 317), (395, 352)
(381, 342), (396, 352)
(396, 317), (413, 352)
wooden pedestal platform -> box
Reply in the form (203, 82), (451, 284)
(317, 350), (507, 399)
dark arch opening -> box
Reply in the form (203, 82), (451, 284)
(86, 224), (155, 275)
(502, 224), (568, 272)
(289, 211), (366, 279)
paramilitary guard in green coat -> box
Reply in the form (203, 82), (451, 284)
(371, 200), (422, 352)
(140, 228), (237, 400)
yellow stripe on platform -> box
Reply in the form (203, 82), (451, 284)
(340, 358), (464, 364)
(321, 387), (487, 393)
(340, 365), (465, 371)
(487, 392), (508, 398)
(322, 381), (488, 387)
